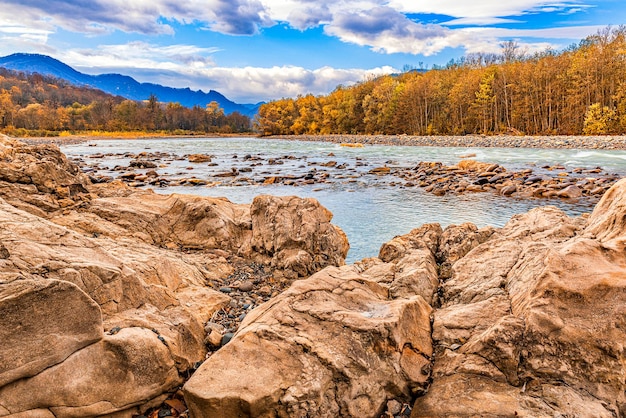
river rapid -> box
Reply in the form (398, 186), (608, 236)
(62, 137), (626, 263)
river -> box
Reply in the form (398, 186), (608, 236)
(61, 137), (626, 263)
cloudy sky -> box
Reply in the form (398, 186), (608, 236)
(0, 0), (623, 104)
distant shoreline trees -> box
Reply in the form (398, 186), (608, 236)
(0, 69), (252, 137)
(255, 26), (626, 137)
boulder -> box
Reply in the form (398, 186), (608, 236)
(54, 192), (349, 278)
(0, 279), (102, 388)
(413, 202), (625, 416)
(184, 266), (433, 418)
(586, 177), (626, 242)
(0, 327), (181, 417)
(250, 195), (349, 276)
(0, 135), (91, 215)
(66, 191), (252, 253)
(0, 195), (231, 371)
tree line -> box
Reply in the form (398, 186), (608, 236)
(255, 26), (626, 136)
(0, 68), (252, 136)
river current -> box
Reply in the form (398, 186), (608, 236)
(62, 137), (626, 263)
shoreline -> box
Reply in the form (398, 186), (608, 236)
(14, 132), (626, 150)
(267, 134), (626, 150)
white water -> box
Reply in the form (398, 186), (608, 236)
(62, 137), (626, 263)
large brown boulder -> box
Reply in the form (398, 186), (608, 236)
(61, 191), (252, 252)
(0, 327), (181, 417)
(0, 196), (229, 416)
(0, 135), (91, 216)
(0, 279), (102, 388)
(412, 194), (625, 416)
(250, 195), (349, 276)
(184, 266), (433, 418)
(54, 191), (349, 278)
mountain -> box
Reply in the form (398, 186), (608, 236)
(0, 53), (261, 116)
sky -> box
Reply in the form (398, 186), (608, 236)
(0, 1), (624, 105)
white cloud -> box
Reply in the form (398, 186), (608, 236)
(387, 0), (590, 19)
(182, 65), (398, 103)
(69, 42), (219, 71)
(324, 7), (452, 55)
(0, 0), (273, 36)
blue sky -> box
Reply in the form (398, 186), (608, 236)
(0, 0), (623, 104)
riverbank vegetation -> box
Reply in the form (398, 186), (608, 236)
(0, 69), (252, 137)
(255, 27), (626, 137)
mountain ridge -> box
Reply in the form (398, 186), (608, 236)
(0, 53), (260, 116)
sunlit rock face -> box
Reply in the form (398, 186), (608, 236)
(0, 135), (349, 417)
(412, 182), (626, 417)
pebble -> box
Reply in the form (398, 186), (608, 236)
(221, 333), (234, 346)
(238, 281), (254, 292)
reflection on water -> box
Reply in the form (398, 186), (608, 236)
(62, 137), (620, 263)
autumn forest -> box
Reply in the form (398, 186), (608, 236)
(0, 69), (252, 137)
(255, 27), (626, 137)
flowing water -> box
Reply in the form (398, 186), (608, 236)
(62, 137), (626, 263)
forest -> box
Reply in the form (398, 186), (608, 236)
(0, 68), (252, 136)
(255, 26), (626, 137)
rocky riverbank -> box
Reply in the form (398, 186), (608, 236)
(58, 137), (623, 207)
(1, 134), (625, 417)
(270, 133), (626, 150)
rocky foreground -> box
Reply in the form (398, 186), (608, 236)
(0, 134), (625, 417)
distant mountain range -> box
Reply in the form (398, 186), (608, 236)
(0, 53), (261, 116)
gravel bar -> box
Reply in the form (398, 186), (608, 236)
(268, 134), (626, 150)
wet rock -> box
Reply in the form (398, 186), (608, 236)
(556, 184), (583, 198)
(500, 184), (517, 195)
(129, 160), (158, 169)
(369, 166), (391, 175)
(187, 154), (212, 163)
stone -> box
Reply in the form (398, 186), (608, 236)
(413, 196), (624, 416)
(187, 154), (211, 163)
(0, 279), (103, 388)
(556, 184), (583, 198)
(0, 136), (91, 215)
(238, 280), (254, 292)
(500, 184), (517, 195)
(250, 195), (349, 276)
(0, 328), (181, 417)
(586, 177), (626, 242)
(184, 266), (433, 418)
